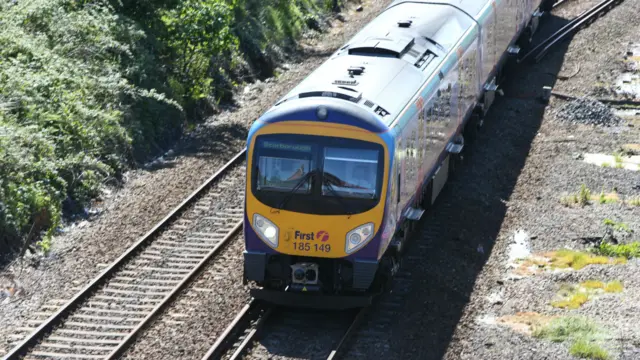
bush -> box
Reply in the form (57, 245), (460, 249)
(1, 0), (342, 253)
(0, 0), (182, 251)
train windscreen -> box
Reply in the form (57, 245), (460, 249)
(251, 134), (384, 215)
(322, 147), (379, 200)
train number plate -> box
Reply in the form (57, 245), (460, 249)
(292, 242), (332, 253)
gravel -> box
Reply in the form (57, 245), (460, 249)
(554, 97), (624, 127)
(120, 234), (250, 360)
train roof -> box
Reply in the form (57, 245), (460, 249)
(263, 1), (475, 127)
(387, 0), (489, 18)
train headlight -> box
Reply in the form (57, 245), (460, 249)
(253, 213), (279, 248)
(345, 223), (374, 254)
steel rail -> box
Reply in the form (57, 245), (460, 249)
(200, 298), (259, 360)
(533, 0), (620, 62)
(105, 220), (243, 359)
(228, 307), (274, 360)
(201, 303), (274, 360)
(3, 148), (247, 360)
(518, 0), (619, 63)
(552, 0), (571, 9)
(326, 306), (370, 360)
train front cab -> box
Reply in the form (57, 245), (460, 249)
(242, 106), (392, 309)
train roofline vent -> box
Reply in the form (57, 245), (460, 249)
(295, 87), (363, 103)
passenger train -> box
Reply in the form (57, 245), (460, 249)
(243, 0), (555, 308)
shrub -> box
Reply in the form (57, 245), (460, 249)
(1, 0), (340, 252)
(0, 0), (181, 250)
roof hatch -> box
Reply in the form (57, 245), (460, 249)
(348, 36), (414, 58)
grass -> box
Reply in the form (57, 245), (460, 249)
(551, 280), (624, 309)
(559, 185), (621, 206)
(598, 189), (619, 204)
(560, 184), (592, 207)
(602, 218), (633, 234)
(533, 316), (611, 360)
(604, 281), (623, 293)
(613, 152), (624, 169)
(628, 197), (640, 206)
(532, 316), (600, 342)
(551, 292), (589, 309)
(548, 249), (622, 270)
(514, 249), (627, 277)
(570, 339), (610, 360)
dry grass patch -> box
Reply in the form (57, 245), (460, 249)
(551, 292), (589, 309)
(603, 281), (623, 293)
(559, 185), (621, 206)
(512, 250), (626, 277)
(546, 250), (625, 270)
(560, 184), (592, 207)
(550, 281), (624, 309)
(497, 312), (557, 335)
(622, 143), (640, 155)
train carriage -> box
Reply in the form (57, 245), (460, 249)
(243, 0), (555, 309)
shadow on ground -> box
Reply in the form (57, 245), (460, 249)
(251, 11), (577, 360)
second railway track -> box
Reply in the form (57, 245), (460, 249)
(3, 150), (247, 360)
(203, 300), (369, 360)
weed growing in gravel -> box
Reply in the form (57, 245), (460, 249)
(603, 219), (633, 234)
(629, 197), (640, 206)
(581, 280), (605, 289)
(551, 292), (589, 309)
(549, 250), (613, 270)
(613, 152), (624, 169)
(533, 316), (611, 360)
(597, 188), (619, 204)
(533, 316), (600, 342)
(560, 184), (592, 207)
(551, 280), (624, 309)
(595, 241), (640, 259)
(603, 281), (623, 293)
(559, 185), (621, 206)
(570, 339), (610, 360)
(514, 250), (626, 276)
(579, 280), (624, 293)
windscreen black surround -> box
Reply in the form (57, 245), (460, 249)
(251, 134), (385, 215)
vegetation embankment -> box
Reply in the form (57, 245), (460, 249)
(0, 0), (345, 254)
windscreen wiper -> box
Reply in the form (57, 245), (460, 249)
(322, 175), (355, 216)
(277, 170), (316, 210)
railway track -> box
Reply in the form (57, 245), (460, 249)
(203, 300), (369, 360)
(2, 150), (247, 360)
(520, 0), (624, 63)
